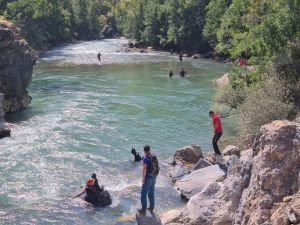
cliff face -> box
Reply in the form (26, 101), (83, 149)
(162, 119), (300, 225)
(0, 20), (37, 119)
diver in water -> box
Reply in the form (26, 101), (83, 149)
(97, 52), (101, 62)
(131, 147), (142, 162)
(180, 68), (187, 77)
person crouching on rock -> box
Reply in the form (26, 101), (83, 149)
(85, 173), (103, 204)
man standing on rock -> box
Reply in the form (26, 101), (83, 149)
(209, 111), (223, 156)
(138, 145), (159, 215)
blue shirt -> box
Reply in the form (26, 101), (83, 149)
(143, 155), (151, 178)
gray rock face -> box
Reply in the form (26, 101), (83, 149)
(233, 120), (300, 225)
(176, 165), (225, 200)
(174, 145), (203, 164)
(170, 165), (190, 182)
(100, 23), (119, 38)
(0, 93), (5, 121)
(0, 21), (37, 115)
(223, 145), (240, 156)
(294, 116), (300, 123)
(193, 158), (213, 170)
(163, 119), (299, 225)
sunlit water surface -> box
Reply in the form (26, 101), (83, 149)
(0, 39), (230, 224)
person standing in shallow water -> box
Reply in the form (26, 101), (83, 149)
(179, 52), (183, 62)
(138, 145), (157, 215)
(97, 52), (101, 62)
(209, 111), (223, 156)
(169, 70), (173, 77)
(180, 68), (186, 77)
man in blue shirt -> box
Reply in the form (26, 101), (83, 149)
(138, 145), (156, 215)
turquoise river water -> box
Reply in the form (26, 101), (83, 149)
(0, 39), (230, 224)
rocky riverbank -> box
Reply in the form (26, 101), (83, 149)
(123, 41), (230, 62)
(0, 19), (37, 137)
(138, 118), (300, 225)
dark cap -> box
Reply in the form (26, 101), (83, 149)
(91, 173), (96, 178)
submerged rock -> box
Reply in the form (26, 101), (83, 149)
(136, 211), (162, 225)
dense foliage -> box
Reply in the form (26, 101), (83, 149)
(0, 0), (116, 49)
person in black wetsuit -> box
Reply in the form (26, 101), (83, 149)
(169, 70), (174, 77)
(179, 52), (183, 62)
(180, 68), (187, 77)
(131, 147), (142, 162)
(97, 52), (101, 62)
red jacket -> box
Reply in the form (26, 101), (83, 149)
(212, 114), (223, 133)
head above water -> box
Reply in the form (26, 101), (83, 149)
(144, 145), (151, 154)
(91, 173), (96, 179)
(209, 111), (215, 117)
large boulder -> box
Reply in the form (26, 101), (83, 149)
(233, 120), (300, 225)
(174, 145), (203, 164)
(175, 165), (225, 200)
(223, 145), (240, 157)
(0, 20), (37, 113)
(191, 54), (200, 59)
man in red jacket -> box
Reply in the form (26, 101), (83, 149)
(209, 111), (223, 156)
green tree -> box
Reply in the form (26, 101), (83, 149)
(203, 0), (231, 48)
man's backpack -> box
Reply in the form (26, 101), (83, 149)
(148, 155), (160, 177)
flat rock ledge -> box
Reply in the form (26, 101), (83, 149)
(176, 165), (225, 200)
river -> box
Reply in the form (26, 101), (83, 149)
(0, 39), (230, 224)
